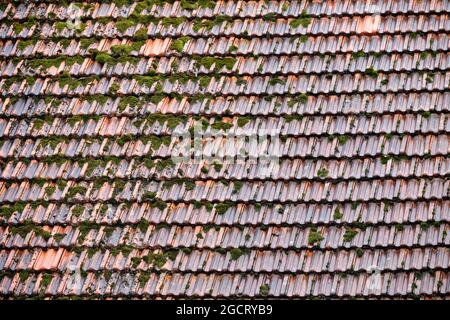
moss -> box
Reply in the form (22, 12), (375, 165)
(72, 205), (84, 219)
(131, 256), (141, 268)
(355, 248), (364, 258)
(142, 191), (157, 201)
(211, 120), (232, 131)
(237, 116), (251, 127)
(137, 219), (150, 233)
(45, 186), (56, 196)
(0, 203), (25, 219)
(269, 77), (285, 86)
(343, 228), (358, 242)
(229, 248), (243, 260)
(195, 56), (236, 71)
(333, 207), (343, 220)
(80, 38), (96, 50)
(300, 35), (308, 43)
(215, 202), (233, 215)
(317, 167), (329, 178)
(365, 67), (379, 78)
(117, 134), (133, 146)
(17, 39), (38, 51)
(421, 111), (431, 118)
(170, 36), (191, 53)
(110, 44), (133, 57)
(116, 18), (137, 33)
(213, 162), (223, 172)
(55, 21), (67, 32)
(118, 96), (140, 112)
(308, 228), (324, 245)
(66, 186), (87, 198)
(40, 273), (53, 291)
(192, 18), (214, 32)
(232, 181), (243, 194)
(85, 159), (102, 176)
(53, 233), (65, 242)
(338, 135), (349, 145)
(78, 222), (101, 241)
(351, 51), (365, 60)
(198, 76), (212, 88)
(138, 272), (150, 288)
(263, 13), (277, 22)
(229, 45), (238, 53)
(19, 270), (30, 282)
(284, 114), (303, 123)
(259, 284), (270, 296)
(9, 221), (52, 240)
(133, 28), (148, 41)
(161, 17), (186, 28)
(289, 10), (312, 28)
(94, 52), (114, 65)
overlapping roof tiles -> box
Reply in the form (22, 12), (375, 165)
(0, 0), (449, 299)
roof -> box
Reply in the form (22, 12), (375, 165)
(0, 0), (448, 299)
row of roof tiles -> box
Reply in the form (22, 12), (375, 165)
(4, 0), (449, 19)
(1, 113), (447, 137)
(3, 14), (449, 39)
(2, 92), (448, 116)
(1, 270), (448, 297)
(2, 200), (448, 226)
(1, 156), (448, 181)
(1, 178), (448, 203)
(1, 134), (448, 159)
(1, 247), (449, 273)
(3, 52), (448, 77)
(2, 72), (449, 96)
(3, 33), (447, 57)
(1, 223), (448, 249)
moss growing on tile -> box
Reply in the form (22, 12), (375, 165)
(284, 114), (303, 123)
(215, 202), (233, 215)
(133, 28), (148, 41)
(137, 272), (150, 288)
(55, 21), (67, 32)
(229, 248), (243, 260)
(0, 203), (25, 220)
(9, 221), (52, 240)
(237, 116), (252, 127)
(289, 10), (312, 28)
(268, 77), (285, 86)
(308, 228), (324, 245)
(170, 36), (191, 53)
(232, 181), (243, 194)
(45, 186), (56, 197)
(365, 67), (379, 78)
(94, 52), (114, 65)
(213, 162), (223, 172)
(259, 284), (270, 296)
(161, 17), (186, 28)
(333, 207), (343, 220)
(316, 167), (329, 178)
(195, 56), (236, 71)
(66, 186), (87, 199)
(19, 270), (30, 282)
(355, 248), (364, 258)
(116, 18), (137, 33)
(337, 135), (349, 145)
(39, 272), (53, 291)
(343, 228), (358, 242)
(137, 219), (150, 233)
(80, 38), (96, 50)
(71, 205), (84, 217)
